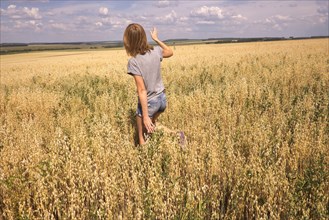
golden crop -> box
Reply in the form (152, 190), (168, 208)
(0, 39), (328, 219)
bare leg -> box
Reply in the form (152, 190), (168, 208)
(137, 113), (160, 145)
(136, 116), (146, 145)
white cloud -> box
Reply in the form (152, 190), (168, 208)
(50, 23), (68, 31)
(23, 7), (42, 19)
(8, 5), (16, 9)
(76, 16), (89, 24)
(95, 22), (103, 27)
(154, 0), (178, 8)
(96, 17), (121, 29)
(101, 17), (114, 25)
(272, 24), (282, 31)
(319, 17), (327, 23)
(197, 20), (215, 25)
(191, 6), (224, 19)
(11, 15), (22, 19)
(274, 15), (292, 21)
(317, 6), (328, 23)
(99, 7), (109, 16)
(253, 14), (295, 33)
(189, 5), (247, 28)
(14, 20), (43, 31)
(2, 5), (42, 19)
(232, 14), (247, 21)
(156, 0), (170, 8)
(264, 18), (272, 24)
(257, 14), (293, 25)
(155, 10), (178, 24)
(179, 16), (189, 22)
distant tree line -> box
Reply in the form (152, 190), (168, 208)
(0, 47), (81, 55)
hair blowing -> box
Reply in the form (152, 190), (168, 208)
(123, 23), (153, 57)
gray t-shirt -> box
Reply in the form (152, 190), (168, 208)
(127, 46), (164, 100)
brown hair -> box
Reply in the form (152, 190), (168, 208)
(123, 23), (153, 57)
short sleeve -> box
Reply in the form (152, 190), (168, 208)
(156, 46), (163, 62)
(127, 58), (142, 76)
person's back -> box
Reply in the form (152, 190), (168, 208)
(128, 46), (164, 100)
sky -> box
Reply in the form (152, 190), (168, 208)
(0, 0), (328, 43)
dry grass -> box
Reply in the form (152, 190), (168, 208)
(1, 39), (328, 219)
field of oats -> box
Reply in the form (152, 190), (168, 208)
(1, 39), (328, 219)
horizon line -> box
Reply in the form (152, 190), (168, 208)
(1, 35), (328, 45)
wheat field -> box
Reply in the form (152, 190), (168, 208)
(0, 39), (328, 219)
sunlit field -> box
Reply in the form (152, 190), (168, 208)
(1, 39), (328, 219)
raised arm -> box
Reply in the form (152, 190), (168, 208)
(150, 27), (173, 58)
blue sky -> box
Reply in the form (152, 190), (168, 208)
(0, 0), (328, 43)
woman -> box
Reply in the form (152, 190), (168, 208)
(124, 23), (173, 145)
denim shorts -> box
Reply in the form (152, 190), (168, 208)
(136, 92), (167, 118)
